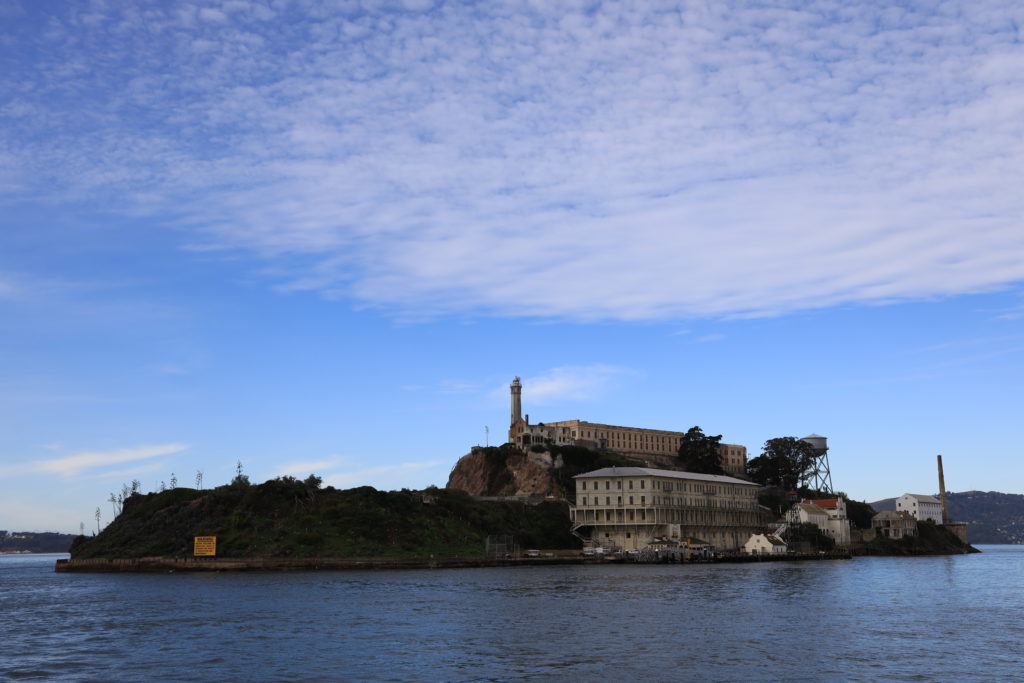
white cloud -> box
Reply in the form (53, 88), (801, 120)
(32, 443), (188, 477)
(511, 365), (633, 404)
(273, 457), (350, 478)
(4, 3), (1024, 321)
(322, 459), (449, 491)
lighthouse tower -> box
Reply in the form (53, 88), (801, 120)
(510, 376), (522, 427)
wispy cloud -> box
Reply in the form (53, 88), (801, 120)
(506, 365), (633, 405)
(4, 3), (1024, 321)
(273, 457), (350, 479)
(31, 443), (188, 477)
(322, 459), (448, 491)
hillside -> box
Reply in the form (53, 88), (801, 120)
(70, 478), (579, 560)
(870, 491), (1024, 544)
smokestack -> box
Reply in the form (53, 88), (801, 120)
(937, 454), (949, 524)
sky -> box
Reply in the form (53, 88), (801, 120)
(2, 0), (1023, 534)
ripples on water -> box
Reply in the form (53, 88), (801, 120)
(2, 548), (1022, 681)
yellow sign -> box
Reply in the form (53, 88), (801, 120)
(194, 536), (217, 556)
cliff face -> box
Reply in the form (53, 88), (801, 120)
(446, 444), (645, 499)
(446, 446), (564, 497)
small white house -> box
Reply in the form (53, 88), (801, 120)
(743, 533), (787, 555)
(896, 493), (943, 522)
(788, 502), (830, 530)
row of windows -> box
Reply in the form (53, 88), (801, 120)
(578, 495), (757, 509)
(578, 478), (755, 498)
(580, 479), (646, 491)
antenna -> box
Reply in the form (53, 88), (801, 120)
(485, 426), (490, 447)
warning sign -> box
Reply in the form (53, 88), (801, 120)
(194, 536), (217, 556)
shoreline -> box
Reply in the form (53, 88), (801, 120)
(54, 551), (852, 573)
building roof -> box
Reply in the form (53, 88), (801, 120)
(804, 498), (840, 509)
(792, 503), (828, 515)
(747, 533), (787, 546)
(572, 466), (756, 486)
(873, 510), (915, 521)
(901, 493), (941, 504)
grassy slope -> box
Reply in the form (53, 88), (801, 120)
(70, 479), (579, 559)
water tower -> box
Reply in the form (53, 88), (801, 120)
(800, 434), (834, 495)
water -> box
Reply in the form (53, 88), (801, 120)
(2, 548), (1022, 681)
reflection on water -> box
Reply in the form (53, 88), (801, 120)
(2, 548), (1021, 681)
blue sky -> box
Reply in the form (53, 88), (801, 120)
(2, 0), (1023, 533)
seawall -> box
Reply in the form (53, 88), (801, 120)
(55, 551), (850, 573)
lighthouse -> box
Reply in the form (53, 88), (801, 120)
(510, 376), (522, 427)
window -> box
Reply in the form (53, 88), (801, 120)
(629, 481), (633, 489)
(617, 496), (622, 505)
(640, 480), (645, 489)
(606, 496), (610, 505)
(629, 496), (634, 505)
(605, 481), (610, 490)
(581, 481), (586, 490)
(617, 481), (622, 490)
(582, 496), (587, 505)
(641, 496), (645, 504)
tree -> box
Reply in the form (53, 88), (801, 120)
(94, 507), (101, 534)
(677, 426), (725, 475)
(747, 437), (818, 491)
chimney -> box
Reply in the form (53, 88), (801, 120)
(937, 454), (949, 524)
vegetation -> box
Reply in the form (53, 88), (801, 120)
(756, 486), (792, 517)
(747, 437), (817, 490)
(844, 498), (877, 530)
(69, 476), (580, 560)
(676, 426), (725, 475)
(782, 522), (835, 552)
(862, 520), (977, 555)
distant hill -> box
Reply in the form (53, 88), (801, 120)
(1, 531), (77, 553)
(870, 491), (1024, 544)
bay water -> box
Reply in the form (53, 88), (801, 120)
(2, 547), (1022, 681)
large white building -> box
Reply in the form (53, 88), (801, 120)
(570, 466), (768, 552)
(508, 377), (748, 475)
(896, 493), (943, 522)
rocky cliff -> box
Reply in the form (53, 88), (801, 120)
(446, 444), (638, 498)
(447, 446), (566, 497)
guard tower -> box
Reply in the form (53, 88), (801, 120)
(800, 434), (834, 495)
